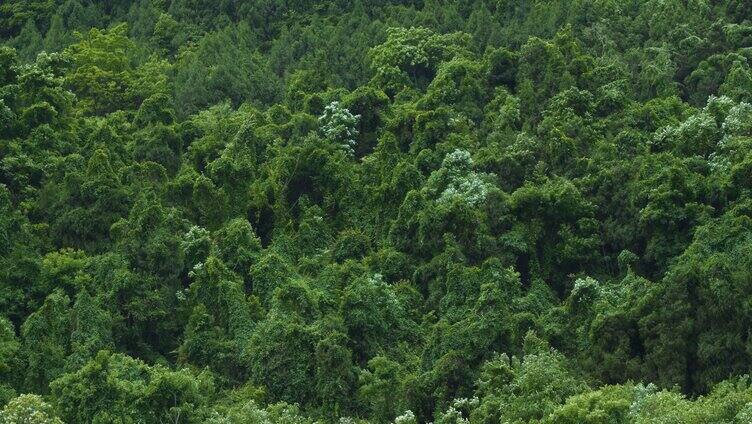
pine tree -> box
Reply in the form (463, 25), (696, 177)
(12, 19), (43, 61)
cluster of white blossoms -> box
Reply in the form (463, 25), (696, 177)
(394, 410), (417, 424)
(628, 383), (659, 418)
(570, 276), (602, 305)
(433, 397), (479, 424)
(0, 394), (63, 424)
(319, 101), (361, 155)
(711, 99), (752, 172)
(653, 95), (752, 173)
(437, 149), (491, 207)
(721, 101), (752, 136)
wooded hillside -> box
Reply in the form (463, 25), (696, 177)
(2, 1), (752, 422)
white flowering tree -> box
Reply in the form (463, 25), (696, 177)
(393, 410), (417, 424)
(319, 101), (361, 156)
(655, 96), (752, 173)
(711, 100), (752, 171)
(0, 394), (63, 424)
(435, 149), (492, 207)
(434, 397), (479, 424)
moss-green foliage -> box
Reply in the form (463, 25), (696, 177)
(2, 1), (752, 422)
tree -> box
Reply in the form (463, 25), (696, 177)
(720, 60), (752, 103)
(358, 356), (404, 423)
(111, 191), (188, 281)
(341, 274), (411, 363)
(66, 289), (113, 370)
(471, 333), (588, 423)
(313, 321), (356, 417)
(244, 314), (316, 405)
(319, 101), (361, 156)
(173, 23), (281, 118)
(11, 19), (42, 61)
(213, 218), (262, 282)
(43, 15), (70, 52)
(64, 24), (137, 115)
(180, 256), (254, 382)
(0, 318), (19, 404)
(20, 291), (70, 394)
(545, 384), (634, 424)
(50, 351), (214, 423)
(389, 149), (497, 260)
(0, 394), (63, 424)
(369, 27), (472, 96)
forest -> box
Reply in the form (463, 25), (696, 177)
(2, 0), (752, 422)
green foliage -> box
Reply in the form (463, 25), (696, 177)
(0, 318), (19, 405)
(358, 356), (406, 423)
(173, 23), (281, 118)
(64, 24), (137, 115)
(544, 384), (634, 424)
(50, 350), (215, 423)
(244, 313), (316, 405)
(10, 20), (43, 61)
(472, 333), (589, 423)
(20, 291), (70, 394)
(369, 26), (472, 96)
(3, 1), (752, 422)
(341, 274), (412, 362)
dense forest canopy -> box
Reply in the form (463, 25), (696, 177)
(2, 0), (752, 422)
